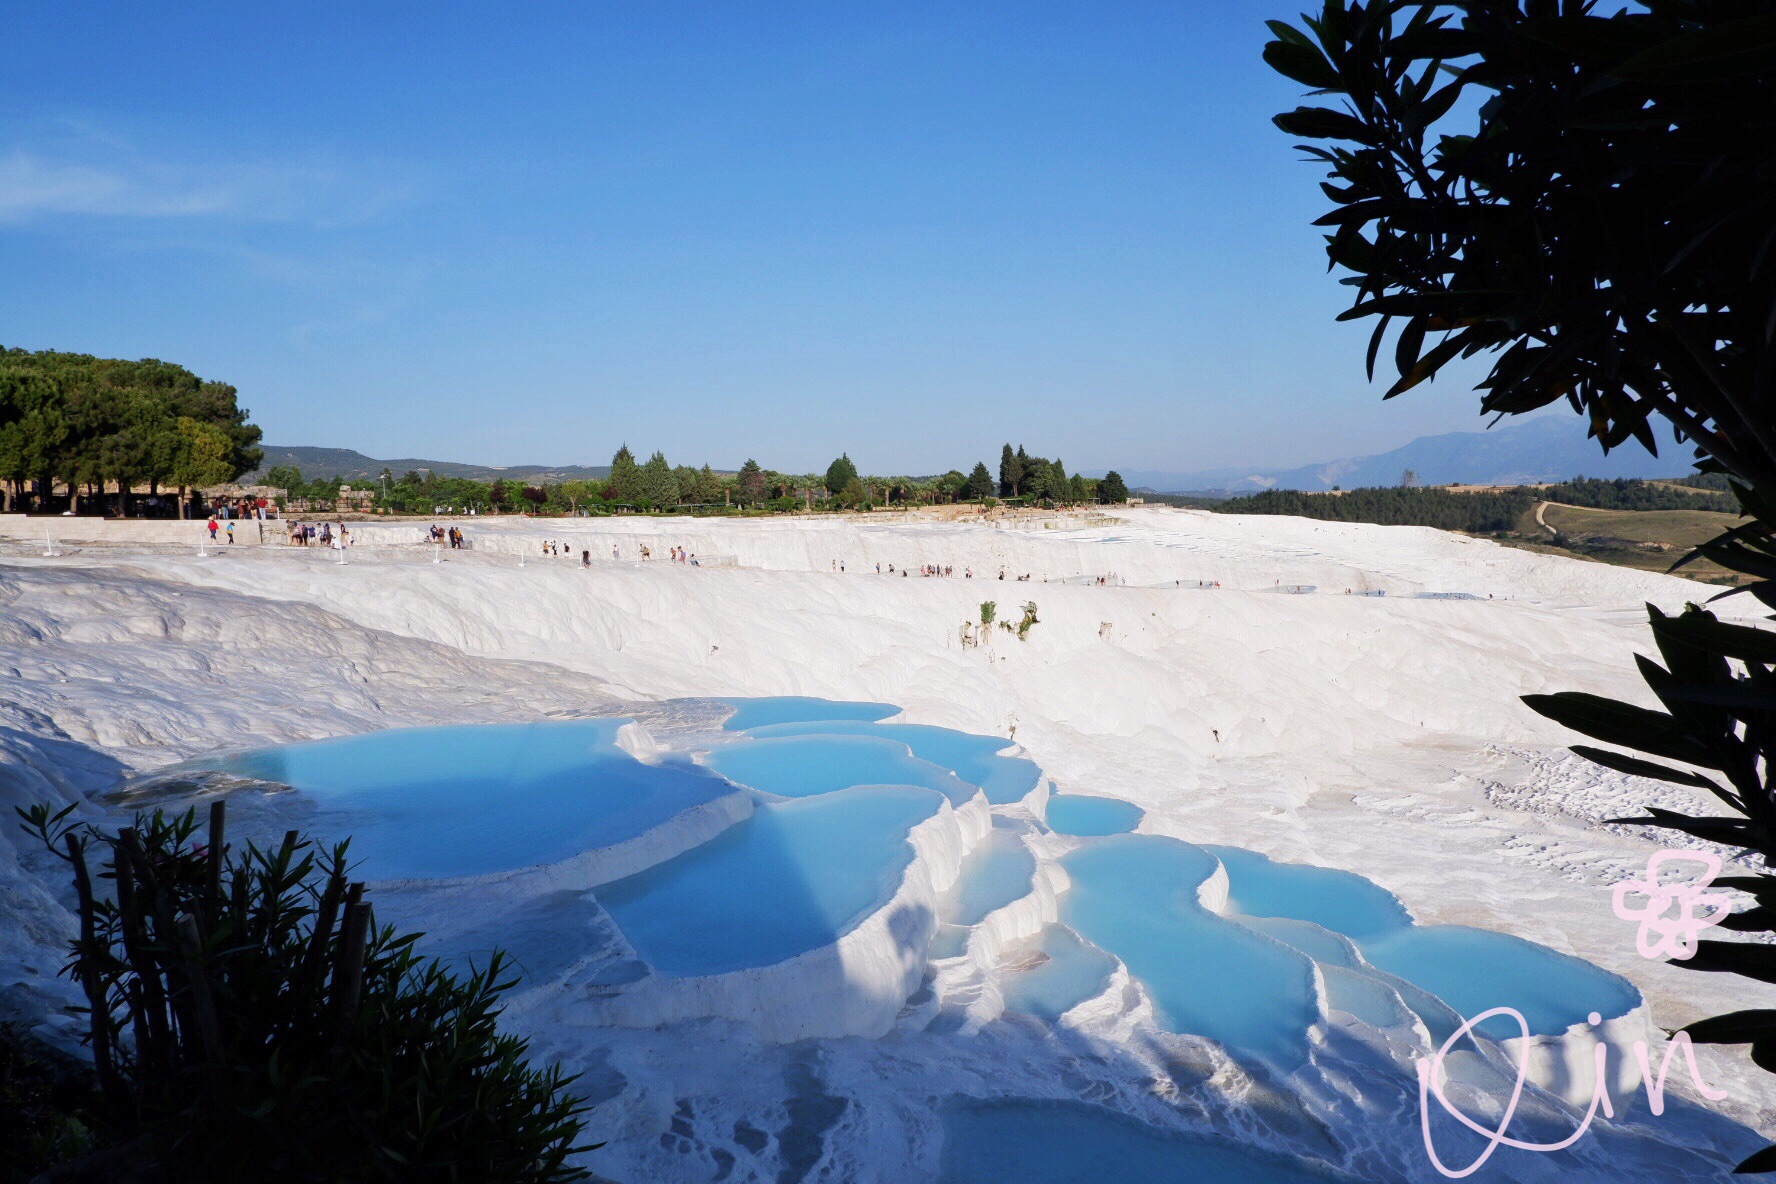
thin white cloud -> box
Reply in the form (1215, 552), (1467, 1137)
(0, 145), (418, 225)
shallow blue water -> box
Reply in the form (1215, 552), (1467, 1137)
(1001, 925), (1118, 1020)
(596, 784), (945, 977)
(1359, 925), (1641, 1039)
(743, 721), (1042, 804)
(1046, 794), (1145, 837)
(1061, 836), (1319, 1064)
(950, 830), (1036, 926)
(1205, 847), (1639, 1038)
(703, 734), (974, 803)
(196, 699), (1642, 1071)
(718, 697), (897, 731)
(1204, 845), (1412, 941)
(941, 1101), (1342, 1184)
(198, 720), (736, 881)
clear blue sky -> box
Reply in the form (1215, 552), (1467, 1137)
(1, 1), (1545, 475)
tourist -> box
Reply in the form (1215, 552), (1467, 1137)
(206, 517), (219, 541)
(612, 544), (619, 561)
(581, 550), (591, 568)
(226, 522), (235, 545)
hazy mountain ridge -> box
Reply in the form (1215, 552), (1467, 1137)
(249, 446), (612, 484)
(1120, 416), (1688, 494)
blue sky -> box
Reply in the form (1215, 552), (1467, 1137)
(1, 1), (1565, 475)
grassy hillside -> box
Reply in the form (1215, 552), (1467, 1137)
(1524, 503), (1746, 584)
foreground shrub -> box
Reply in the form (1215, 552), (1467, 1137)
(17, 801), (595, 1182)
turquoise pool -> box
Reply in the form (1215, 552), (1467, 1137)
(193, 720), (737, 881)
(742, 720), (1042, 804)
(949, 830), (1037, 926)
(1046, 794), (1145, 836)
(1061, 835), (1321, 1064)
(1001, 925), (1118, 1020)
(703, 734), (975, 803)
(941, 1100), (1342, 1183)
(718, 697), (898, 730)
(595, 784), (945, 977)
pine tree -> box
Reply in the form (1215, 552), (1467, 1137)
(1098, 471), (1129, 503)
(1014, 446), (1031, 496)
(965, 461), (994, 500)
(607, 445), (640, 502)
(672, 464), (702, 503)
(737, 458), (766, 505)
(824, 453), (859, 495)
(640, 451), (678, 506)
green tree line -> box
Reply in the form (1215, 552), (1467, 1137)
(268, 445), (1138, 516)
(0, 347), (262, 516)
(1145, 476), (1739, 534)
(1206, 485), (1535, 533)
(1548, 476), (1738, 514)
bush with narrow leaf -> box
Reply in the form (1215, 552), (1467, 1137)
(17, 802), (596, 1183)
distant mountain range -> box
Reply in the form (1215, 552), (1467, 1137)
(248, 445), (611, 484)
(1120, 415), (1691, 494)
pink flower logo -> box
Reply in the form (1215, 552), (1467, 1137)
(1610, 849), (1735, 960)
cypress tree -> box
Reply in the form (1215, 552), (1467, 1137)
(998, 444), (1020, 498)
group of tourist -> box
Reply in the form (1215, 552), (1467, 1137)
(208, 496), (272, 521)
(430, 525), (466, 549)
(285, 521), (349, 548)
(834, 560), (1048, 581)
(532, 539), (701, 566)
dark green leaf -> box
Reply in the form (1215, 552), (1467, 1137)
(1568, 745), (1722, 791)
(1735, 1142), (1776, 1174)
(1685, 941), (1776, 985)
(1521, 692), (1717, 767)
(1274, 106), (1375, 142)
(1264, 41), (1342, 91)
(1682, 1009), (1776, 1044)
